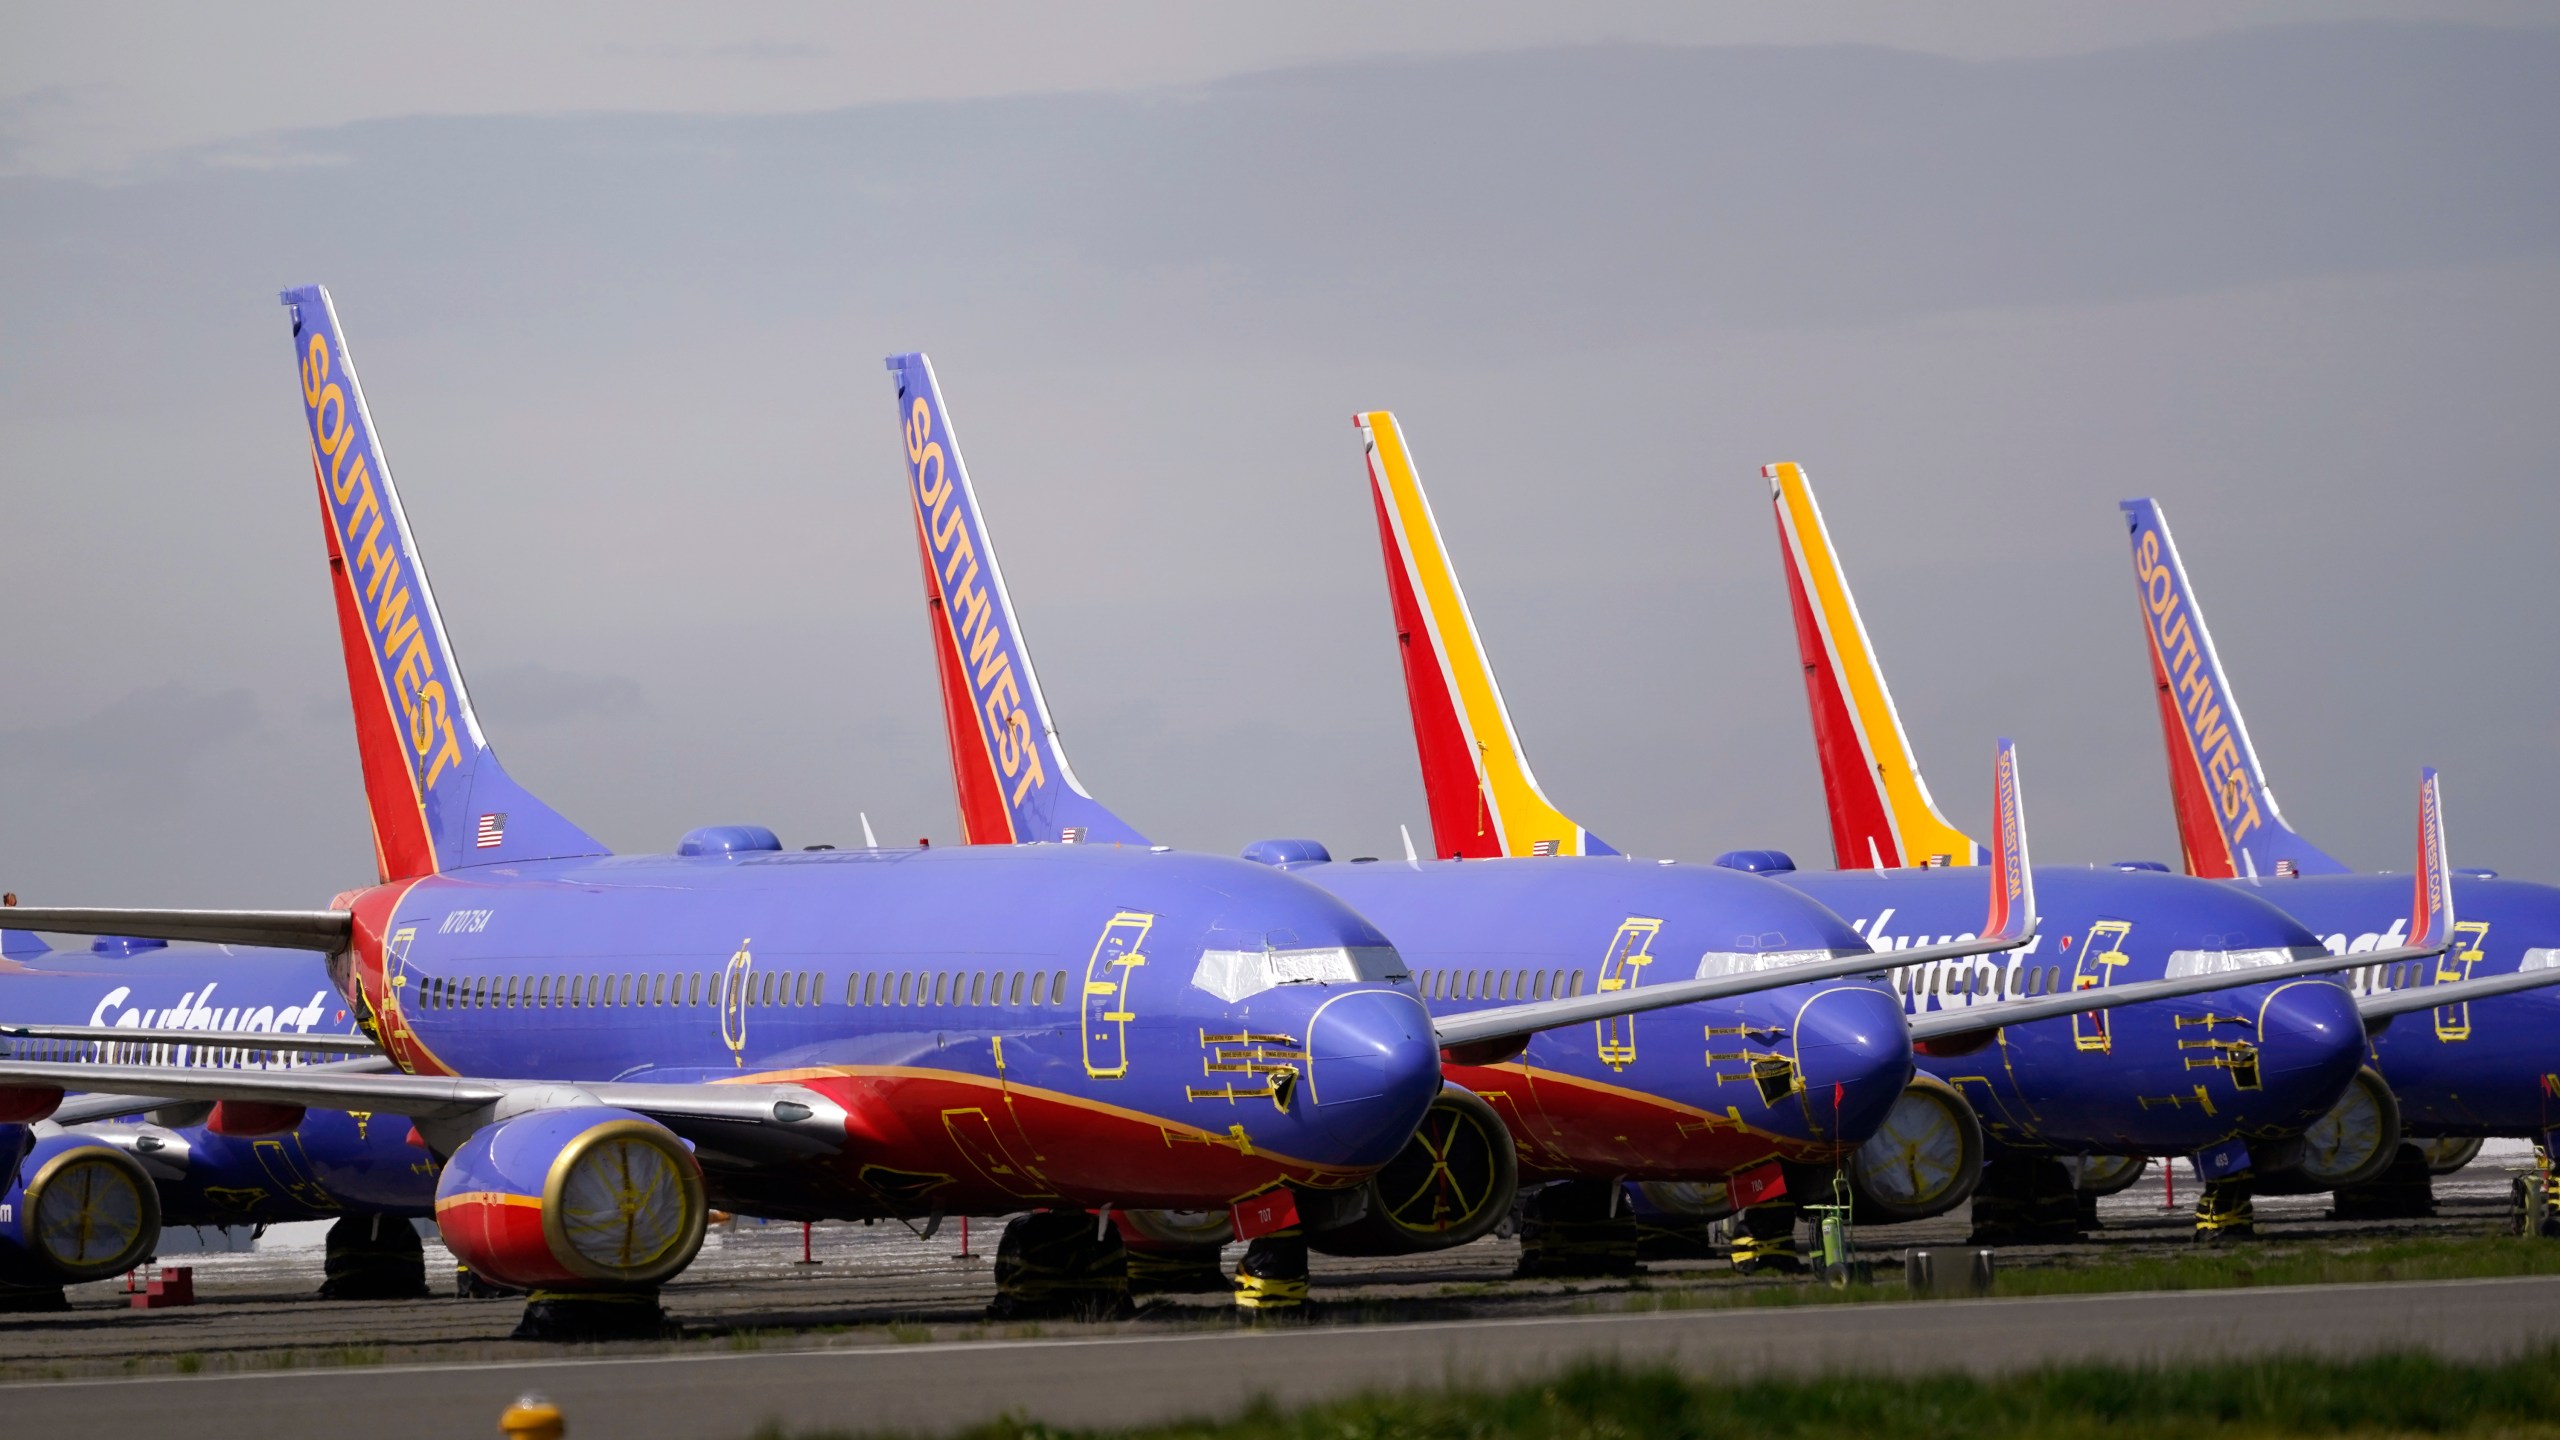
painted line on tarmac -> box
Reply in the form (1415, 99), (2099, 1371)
(11, 1271), (2557, 1393)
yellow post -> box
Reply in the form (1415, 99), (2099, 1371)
(499, 1393), (565, 1440)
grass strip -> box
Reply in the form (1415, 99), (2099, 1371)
(773, 1350), (2560, 1440)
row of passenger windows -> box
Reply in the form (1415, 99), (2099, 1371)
(2358, 962), (2433, 992)
(0, 1038), (352, 1068)
(1416, 968), (1587, 1003)
(411, 967), (1080, 1013)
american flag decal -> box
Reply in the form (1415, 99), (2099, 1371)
(1530, 839), (1559, 856)
(475, 813), (507, 849)
(1060, 826), (1087, 845)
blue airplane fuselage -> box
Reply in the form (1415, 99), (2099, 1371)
(1286, 854), (1912, 1181)
(341, 841), (1442, 1218)
(1772, 866), (2366, 1157)
(2231, 874), (2560, 1138)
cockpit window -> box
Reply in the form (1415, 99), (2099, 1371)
(2162, 945), (2330, 978)
(1692, 948), (1863, 980)
(1191, 945), (1409, 1003)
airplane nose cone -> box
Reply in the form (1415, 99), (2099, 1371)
(2249, 979), (2367, 1125)
(1789, 984), (1915, 1146)
(1300, 988), (1442, 1167)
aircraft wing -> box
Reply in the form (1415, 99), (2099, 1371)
(2, 1023), (380, 1055)
(47, 1057), (400, 1126)
(0, 1059), (851, 1160)
(0, 906), (350, 952)
(2358, 964), (2560, 1023)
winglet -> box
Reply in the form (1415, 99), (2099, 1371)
(1766, 463), (1983, 869)
(1980, 739), (2037, 946)
(886, 353), (1146, 847)
(2409, 767), (2455, 952)
(280, 285), (606, 880)
(2119, 499), (2348, 879)
(1359, 411), (1614, 859)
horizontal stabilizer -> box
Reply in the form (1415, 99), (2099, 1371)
(0, 1022), (378, 1055)
(0, 907), (351, 952)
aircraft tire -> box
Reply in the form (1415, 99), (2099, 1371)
(1846, 1075), (1984, 1225)
(2418, 1135), (2486, 1176)
(1633, 1179), (1734, 1223)
(2072, 1154), (2150, 1197)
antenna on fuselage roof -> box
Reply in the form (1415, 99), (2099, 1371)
(860, 813), (879, 850)
(1401, 824), (1421, 869)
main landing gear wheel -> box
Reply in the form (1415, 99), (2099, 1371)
(2073, 1154), (2149, 1197)
(2287, 1067), (2403, 1190)
(1308, 1086), (1517, 1256)
(2419, 1135), (2486, 1176)
(319, 1215), (430, 1300)
(1847, 1076), (1984, 1225)
(1117, 1210), (1232, 1295)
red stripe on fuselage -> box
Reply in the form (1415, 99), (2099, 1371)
(913, 522), (1016, 844)
(314, 459), (438, 882)
(1777, 528), (1901, 870)
(1369, 477), (1499, 859)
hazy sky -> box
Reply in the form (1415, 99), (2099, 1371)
(5, 8), (2557, 907)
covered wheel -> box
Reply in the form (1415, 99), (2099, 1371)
(2288, 1067), (2403, 1189)
(2073, 1153), (2149, 1197)
(1846, 1075), (1983, 1224)
(1634, 1180), (1733, 1222)
(3, 1137), (160, 1284)
(2417, 1135), (2485, 1176)
(1310, 1085), (1516, 1256)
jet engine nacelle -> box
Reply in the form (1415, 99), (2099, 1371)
(1843, 1074), (1987, 1225)
(0, 1133), (161, 1285)
(1307, 1083), (1518, 1256)
(433, 1107), (707, 1292)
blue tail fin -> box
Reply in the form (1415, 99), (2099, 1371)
(281, 285), (607, 879)
(886, 352), (1148, 847)
(2120, 499), (2347, 879)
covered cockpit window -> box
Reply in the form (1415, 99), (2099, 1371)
(1191, 945), (1410, 1003)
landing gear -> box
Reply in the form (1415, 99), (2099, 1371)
(318, 1215), (430, 1300)
(512, 1288), (676, 1340)
(2193, 1177), (2256, 1242)
(1630, 1181), (1729, 1262)
(1967, 1155), (2079, 1245)
(988, 1210), (1132, 1321)
(1232, 1229), (1309, 1315)
(1116, 1210), (1232, 1295)
(1729, 1198), (1804, 1275)
(1514, 1179), (1637, 1278)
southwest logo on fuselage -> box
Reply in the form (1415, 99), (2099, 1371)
(302, 333), (463, 794)
(905, 395), (1047, 809)
(2131, 527), (2260, 850)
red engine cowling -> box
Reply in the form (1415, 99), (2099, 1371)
(434, 1107), (706, 1292)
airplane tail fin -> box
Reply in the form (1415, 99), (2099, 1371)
(886, 353), (1148, 847)
(1358, 412), (1614, 859)
(1766, 463), (1983, 869)
(1980, 738), (2037, 945)
(280, 286), (607, 881)
(2409, 767), (2455, 951)
(2119, 499), (2347, 879)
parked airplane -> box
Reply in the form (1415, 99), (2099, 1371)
(1355, 425), (2447, 1244)
(0, 287), (1878, 1334)
(0, 922), (431, 1311)
(2119, 497), (2560, 1211)
(1760, 462), (2549, 1230)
